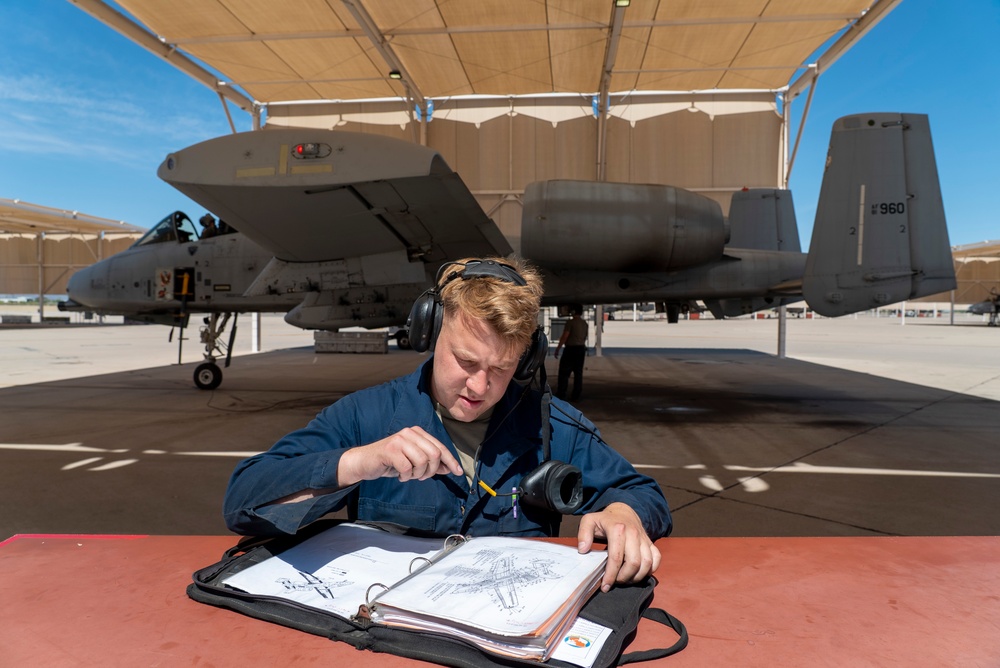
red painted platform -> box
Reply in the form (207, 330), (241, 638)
(1, 534), (997, 666)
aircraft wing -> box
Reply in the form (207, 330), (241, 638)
(157, 129), (512, 264)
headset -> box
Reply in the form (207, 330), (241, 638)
(406, 259), (583, 515)
(407, 259), (547, 384)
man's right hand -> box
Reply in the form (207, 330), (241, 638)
(337, 426), (463, 487)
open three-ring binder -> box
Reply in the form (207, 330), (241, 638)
(188, 520), (687, 667)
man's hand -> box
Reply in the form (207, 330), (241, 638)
(337, 426), (463, 487)
(577, 502), (661, 592)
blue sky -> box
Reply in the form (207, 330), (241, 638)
(1, 0), (997, 247)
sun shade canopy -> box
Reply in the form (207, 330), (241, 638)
(75, 0), (898, 113)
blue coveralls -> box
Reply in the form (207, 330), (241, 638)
(223, 359), (671, 540)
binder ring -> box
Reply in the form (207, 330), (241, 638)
(444, 534), (467, 549)
(409, 557), (432, 573)
(365, 582), (389, 606)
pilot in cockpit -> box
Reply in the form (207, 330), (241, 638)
(199, 214), (219, 239)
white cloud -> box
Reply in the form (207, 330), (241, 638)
(0, 71), (224, 166)
(0, 118), (141, 167)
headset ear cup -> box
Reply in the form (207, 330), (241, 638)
(514, 327), (548, 382)
(518, 459), (583, 514)
(407, 291), (440, 353)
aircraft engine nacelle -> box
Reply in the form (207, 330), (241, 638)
(521, 180), (727, 273)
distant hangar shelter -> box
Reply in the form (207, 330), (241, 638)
(0, 198), (144, 310)
(948, 241), (1000, 306)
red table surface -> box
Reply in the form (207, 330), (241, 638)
(1, 534), (998, 667)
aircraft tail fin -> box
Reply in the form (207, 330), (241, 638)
(803, 113), (955, 317)
(727, 189), (801, 252)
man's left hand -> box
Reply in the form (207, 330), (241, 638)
(577, 502), (661, 592)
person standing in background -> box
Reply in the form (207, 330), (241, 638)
(554, 305), (588, 401)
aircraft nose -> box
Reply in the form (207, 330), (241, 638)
(65, 262), (104, 308)
(66, 266), (87, 302)
(66, 268), (82, 295)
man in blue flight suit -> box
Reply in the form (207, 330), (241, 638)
(223, 256), (671, 592)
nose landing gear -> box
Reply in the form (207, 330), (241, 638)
(194, 312), (236, 390)
(194, 361), (223, 390)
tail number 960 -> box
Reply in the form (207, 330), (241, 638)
(871, 202), (905, 215)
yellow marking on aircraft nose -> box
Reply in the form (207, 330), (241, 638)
(290, 164), (333, 175)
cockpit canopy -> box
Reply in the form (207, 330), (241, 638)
(130, 212), (235, 248)
(131, 212), (199, 248)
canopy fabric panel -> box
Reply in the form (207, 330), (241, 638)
(0, 199), (144, 236)
(109, 0), (883, 104)
(953, 241), (1000, 260)
(0, 233), (141, 296)
(0, 200), (143, 295)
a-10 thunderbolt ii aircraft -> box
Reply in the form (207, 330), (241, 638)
(61, 112), (955, 389)
(967, 293), (1000, 326)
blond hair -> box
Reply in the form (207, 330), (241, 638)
(438, 256), (543, 356)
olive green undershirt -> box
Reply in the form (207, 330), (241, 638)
(435, 401), (493, 488)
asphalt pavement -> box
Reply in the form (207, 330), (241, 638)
(2, 312), (998, 540)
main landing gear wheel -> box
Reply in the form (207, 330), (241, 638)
(194, 362), (222, 390)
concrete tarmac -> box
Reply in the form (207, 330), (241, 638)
(1, 313), (998, 541)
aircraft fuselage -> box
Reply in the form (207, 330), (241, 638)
(63, 212), (300, 319)
(540, 248), (807, 305)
